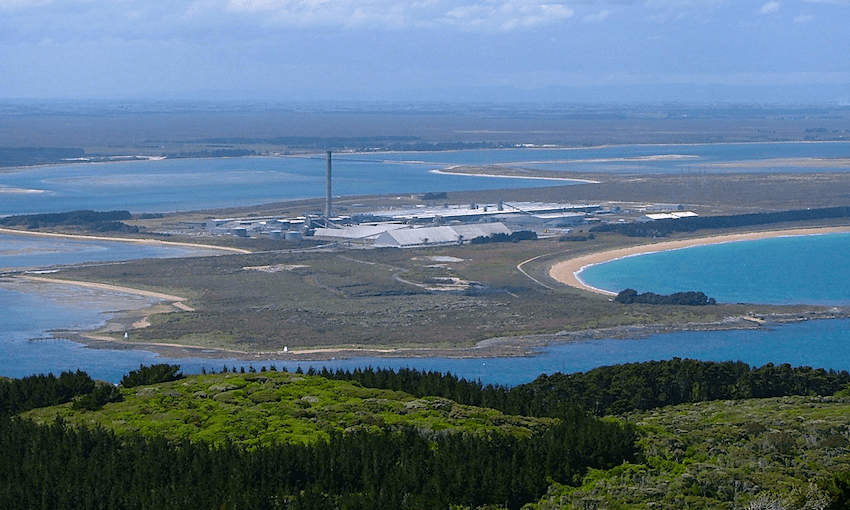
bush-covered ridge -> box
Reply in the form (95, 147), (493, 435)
(10, 366), (636, 510)
(0, 370), (96, 416)
(520, 358), (850, 416)
(318, 360), (850, 417)
(7, 360), (850, 509)
(24, 370), (557, 447)
(531, 395), (850, 509)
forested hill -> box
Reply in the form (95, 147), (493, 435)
(318, 358), (850, 416)
(8, 367), (635, 510)
(5, 360), (850, 509)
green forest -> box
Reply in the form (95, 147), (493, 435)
(3, 360), (850, 509)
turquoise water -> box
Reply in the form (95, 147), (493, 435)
(578, 233), (850, 305)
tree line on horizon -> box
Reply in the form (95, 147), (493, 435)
(591, 206), (850, 237)
(0, 209), (138, 232)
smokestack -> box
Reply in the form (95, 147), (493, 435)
(325, 150), (332, 218)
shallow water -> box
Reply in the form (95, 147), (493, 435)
(0, 233), (227, 271)
(2, 141), (848, 215)
(0, 156), (565, 215)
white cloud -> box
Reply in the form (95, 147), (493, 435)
(583, 9), (610, 22)
(0, 0), (575, 38)
(0, 0), (50, 8)
(794, 13), (814, 21)
(223, 0), (574, 31)
(644, 0), (727, 8)
(759, 1), (780, 14)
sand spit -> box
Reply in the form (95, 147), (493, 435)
(0, 227), (251, 254)
(549, 226), (850, 294)
(21, 275), (195, 311)
(431, 167), (599, 183)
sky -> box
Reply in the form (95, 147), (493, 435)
(1, 0), (849, 102)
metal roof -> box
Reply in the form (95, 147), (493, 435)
(312, 224), (407, 240)
(373, 223), (512, 247)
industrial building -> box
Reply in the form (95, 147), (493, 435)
(184, 152), (697, 248)
(373, 223), (512, 248)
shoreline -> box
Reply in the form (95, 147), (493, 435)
(21, 275), (195, 310)
(14, 274), (541, 360)
(10, 225), (850, 362)
(0, 227), (251, 254)
(549, 226), (850, 294)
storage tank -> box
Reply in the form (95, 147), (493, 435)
(285, 231), (303, 241)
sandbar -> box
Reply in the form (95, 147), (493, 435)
(431, 167), (599, 183)
(0, 227), (251, 254)
(549, 226), (850, 295)
(21, 275), (194, 310)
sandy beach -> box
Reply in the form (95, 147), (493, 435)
(549, 226), (850, 295)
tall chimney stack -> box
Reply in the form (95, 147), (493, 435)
(325, 150), (332, 218)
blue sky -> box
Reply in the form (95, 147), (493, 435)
(1, 0), (849, 102)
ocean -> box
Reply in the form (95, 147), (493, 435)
(578, 233), (850, 306)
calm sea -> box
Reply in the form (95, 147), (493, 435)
(3, 144), (850, 384)
(0, 155), (564, 215)
(578, 233), (850, 305)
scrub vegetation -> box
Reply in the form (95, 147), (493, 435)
(49, 230), (834, 355)
(532, 395), (850, 509)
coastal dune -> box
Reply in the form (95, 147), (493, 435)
(549, 226), (850, 294)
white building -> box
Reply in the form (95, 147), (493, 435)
(373, 223), (512, 248)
